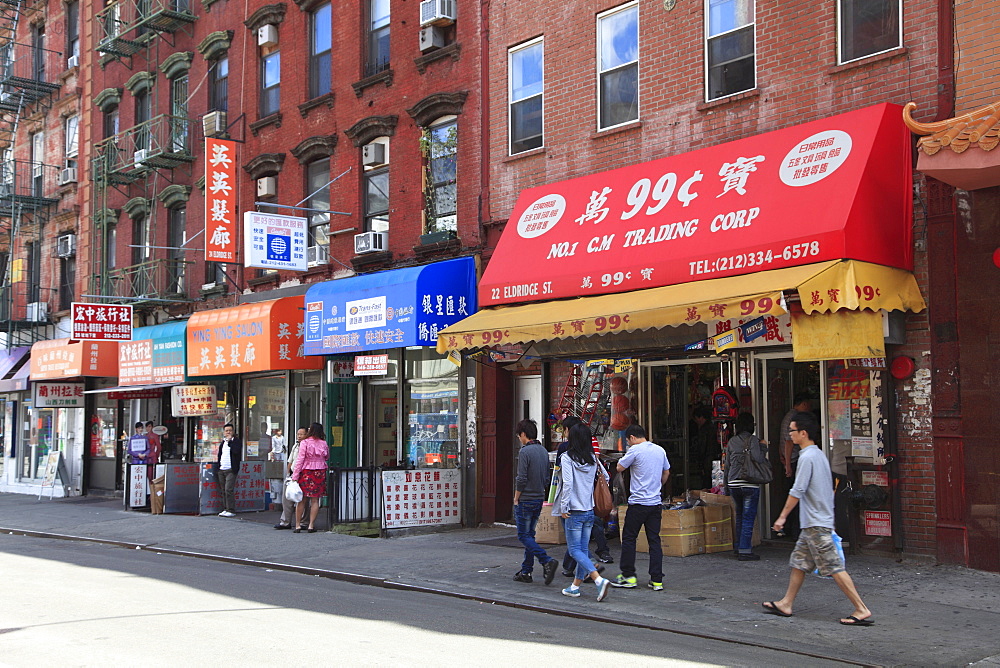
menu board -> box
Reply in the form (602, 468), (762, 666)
(381, 469), (461, 529)
(164, 464), (200, 514)
(199, 461), (266, 515)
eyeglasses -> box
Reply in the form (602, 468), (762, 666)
(788, 428), (802, 434)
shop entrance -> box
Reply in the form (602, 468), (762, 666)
(367, 383), (398, 468)
(643, 359), (725, 497)
(324, 383), (356, 467)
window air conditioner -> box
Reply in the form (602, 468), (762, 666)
(58, 167), (77, 185)
(354, 231), (387, 255)
(256, 176), (276, 197)
(420, 0), (456, 26)
(133, 149), (150, 164)
(67, 54), (79, 69)
(362, 142), (386, 168)
(56, 233), (77, 257)
(258, 24), (278, 48)
(26, 301), (48, 322)
(419, 26), (446, 53)
(306, 245), (329, 266)
(202, 111), (227, 137)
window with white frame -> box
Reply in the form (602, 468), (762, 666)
(64, 115), (79, 170)
(310, 3), (331, 98)
(838, 0), (900, 64)
(367, 0), (390, 76)
(261, 50), (280, 117)
(364, 166), (389, 234)
(597, 3), (639, 130)
(508, 38), (544, 155)
(424, 118), (456, 234)
(66, 1), (80, 61)
(705, 0), (754, 101)
(306, 158), (330, 248)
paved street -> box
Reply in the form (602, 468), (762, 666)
(2, 494), (1000, 666)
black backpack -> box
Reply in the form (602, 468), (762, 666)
(726, 433), (772, 485)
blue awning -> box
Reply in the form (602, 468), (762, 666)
(0, 346), (30, 392)
(124, 320), (187, 384)
(304, 256), (478, 355)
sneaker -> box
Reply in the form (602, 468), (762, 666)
(738, 553), (761, 561)
(543, 559), (558, 585)
(273, 523), (291, 530)
(610, 574), (637, 588)
(513, 571), (533, 583)
(595, 577), (611, 602)
(648, 581), (664, 591)
(561, 586), (581, 598)
(597, 551), (614, 564)
(561, 569), (575, 578)
(219, 511), (235, 517)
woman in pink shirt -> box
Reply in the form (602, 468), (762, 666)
(292, 422), (329, 533)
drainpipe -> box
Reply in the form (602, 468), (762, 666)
(936, 0), (955, 120)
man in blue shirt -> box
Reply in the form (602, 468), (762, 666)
(611, 424), (670, 591)
(512, 419), (559, 585)
(762, 411), (873, 626)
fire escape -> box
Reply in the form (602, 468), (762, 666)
(0, 0), (61, 347)
(91, 0), (197, 308)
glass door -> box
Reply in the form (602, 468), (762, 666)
(368, 383), (398, 467)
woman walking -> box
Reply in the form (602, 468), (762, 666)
(553, 423), (612, 601)
(725, 412), (768, 560)
(292, 422), (329, 533)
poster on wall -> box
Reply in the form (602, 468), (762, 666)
(827, 400), (851, 440)
(381, 469), (461, 529)
(850, 398), (873, 458)
(171, 385), (218, 417)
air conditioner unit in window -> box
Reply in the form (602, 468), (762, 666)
(419, 26), (446, 53)
(420, 0), (455, 26)
(133, 148), (150, 164)
(306, 245), (329, 266)
(67, 54), (79, 69)
(256, 176), (277, 197)
(202, 111), (227, 137)
(58, 167), (77, 185)
(362, 142), (386, 168)
(354, 231), (387, 255)
(26, 301), (48, 322)
(258, 23), (278, 48)
(57, 233), (77, 258)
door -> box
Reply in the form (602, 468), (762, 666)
(325, 383), (357, 468)
(366, 383), (398, 468)
(513, 375), (543, 443)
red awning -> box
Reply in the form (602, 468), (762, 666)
(481, 103), (913, 307)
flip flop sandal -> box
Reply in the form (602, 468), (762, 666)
(840, 615), (874, 626)
(762, 601), (793, 617)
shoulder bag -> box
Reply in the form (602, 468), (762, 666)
(593, 464), (614, 518)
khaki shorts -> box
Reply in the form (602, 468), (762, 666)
(789, 527), (845, 576)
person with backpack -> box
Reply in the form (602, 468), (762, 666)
(725, 412), (771, 561)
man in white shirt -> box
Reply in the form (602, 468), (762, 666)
(215, 423), (242, 517)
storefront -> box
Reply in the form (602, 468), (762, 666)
(186, 296), (322, 513)
(0, 346), (31, 492)
(303, 256), (477, 531)
(439, 104), (927, 550)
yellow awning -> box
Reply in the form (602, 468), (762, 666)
(436, 260), (925, 353)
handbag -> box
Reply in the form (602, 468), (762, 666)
(729, 434), (773, 485)
(284, 478), (303, 503)
(593, 465), (614, 519)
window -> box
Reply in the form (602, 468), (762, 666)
(132, 214), (149, 266)
(167, 207), (186, 295)
(26, 241), (40, 303)
(171, 75), (189, 152)
(103, 106), (119, 139)
(1, 147), (12, 191)
(65, 115), (79, 170)
(508, 39), (543, 155)
(705, 0), (754, 101)
(310, 3), (331, 97)
(66, 1), (80, 60)
(30, 131), (43, 197)
(364, 167), (389, 234)
(597, 4), (638, 129)
(31, 24), (44, 81)
(424, 120), (456, 234)
(59, 256), (75, 310)
(206, 261), (227, 287)
(209, 57), (228, 112)
(105, 222), (117, 270)
(135, 90), (151, 151)
(306, 158), (330, 248)
(839, 0), (900, 64)
(367, 0), (390, 76)
(261, 50), (280, 116)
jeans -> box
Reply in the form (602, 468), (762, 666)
(730, 485), (760, 553)
(563, 510), (598, 581)
(217, 469), (238, 513)
(562, 515), (609, 571)
(620, 503), (663, 582)
(514, 500), (551, 573)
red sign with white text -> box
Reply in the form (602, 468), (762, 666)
(482, 104), (912, 306)
(864, 510), (892, 536)
(71, 303), (133, 341)
(205, 137), (238, 263)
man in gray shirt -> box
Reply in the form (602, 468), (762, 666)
(512, 419), (558, 585)
(762, 411), (873, 626)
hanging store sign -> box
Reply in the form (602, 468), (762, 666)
(119, 322), (187, 386)
(33, 382), (85, 408)
(171, 385), (218, 417)
(381, 469), (462, 529)
(481, 104), (912, 306)
(30, 339), (119, 380)
(71, 303), (133, 341)
(205, 137), (238, 263)
(243, 211), (307, 271)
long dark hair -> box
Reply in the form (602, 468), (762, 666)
(566, 423), (595, 465)
(307, 422), (326, 441)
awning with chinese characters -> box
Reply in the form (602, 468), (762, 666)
(119, 321), (188, 386)
(303, 256), (478, 355)
(186, 296), (323, 376)
(481, 103), (912, 307)
(435, 260), (925, 353)
(29, 339), (119, 380)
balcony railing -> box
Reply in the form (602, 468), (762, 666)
(95, 0), (196, 56)
(105, 257), (193, 304)
(0, 46), (62, 108)
(93, 114), (195, 183)
(0, 159), (61, 214)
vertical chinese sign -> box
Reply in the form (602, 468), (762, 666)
(205, 137), (238, 263)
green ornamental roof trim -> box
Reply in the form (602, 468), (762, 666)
(157, 184), (192, 208)
(124, 71), (155, 95)
(196, 30), (233, 61)
(94, 88), (123, 112)
(93, 208), (120, 227)
(159, 52), (194, 80)
(123, 197), (151, 219)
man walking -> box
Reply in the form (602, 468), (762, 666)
(275, 427), (306, 529)
(512, 419), (558, 585)
(215, 423), (243, 518)
(762, 411), (873, 626)
(612, 424), (670, 591)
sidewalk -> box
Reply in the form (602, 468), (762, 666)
(1, 494), (998, 667)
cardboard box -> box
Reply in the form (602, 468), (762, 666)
(702, 504), (733, 553)
(619, 505), (706, 557)
(691, 489), (761, 547)
(535, 503), (565, 544)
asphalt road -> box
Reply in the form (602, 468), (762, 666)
(0, 534), (859, 667)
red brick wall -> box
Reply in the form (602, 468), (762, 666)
(953, 0), (1000, 113)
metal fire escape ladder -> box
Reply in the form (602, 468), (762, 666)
(579, 365), (606, 427)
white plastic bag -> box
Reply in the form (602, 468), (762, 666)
(284, 478), (303, 503)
